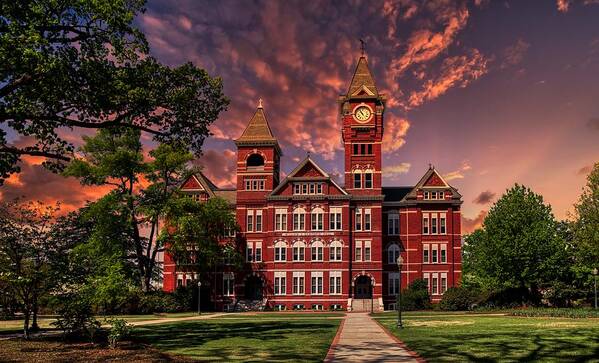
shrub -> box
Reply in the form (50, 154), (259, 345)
(439, 287), (477, 311)
(508, 307), (599, 318)
(474, 287), (541, 309)
(105, 318), (132, 348)
(51, 293), (101, 341)
(400, 279), (431, 311)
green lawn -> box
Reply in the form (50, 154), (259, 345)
(374, 312), (599, 362)
(133, 315), (341, 362)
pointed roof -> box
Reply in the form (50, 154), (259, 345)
(347, 56), (378, 97)
(180, 172), (237, 205)
(236, 101), (276, 143)
(393, 165), (462, 206)
(270, 155), (348, 196)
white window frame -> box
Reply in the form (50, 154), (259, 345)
(311, 271), (323, 295)
(329, 207), (342, 230)
(255, 242), (262, 262)
(431, 214), (438, 234)
(432, 273), (439, 295)
(388, 212), (399, 235)
(364, 208), (371, 231)
(293, 207), (306, 231)
(387, 244), (400, 264)
(292, 240), (305, 261)
(432, 244), (438, 263)
(423, 244), (430, 264)
(423, 272), (430, 293)
(329, 240), (342, 261)
(364, 171), (373, 189)
(363, 240), (371, 261)
(275, 209), (288, 231)
(274, 241), (287, 262)
(293, 271), (305, 295)
(440, 213), (446, 234)
(311, 240), (324, 261)
(329, 271), (342, 295)
(247, 212), (254, 232)
(223, 272), (234, 296)
(353, 170), (362, 189)
(441, 244), (447, 263)
(274, 272), (286, 296)
(388, 272), (400, 295)
(255, 210), (263, 232)
(311, 207), (324, 231)
(355, 208), (362, 231)
(422, 213), (429, 234)
(246, 242), (253, 262)
(355, 241), (362, 261)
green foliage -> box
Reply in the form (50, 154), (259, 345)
(51, 293), (101, 341)
(474, 286), (540, 308)
(507, 307), (599, 318)
(106, 317), (132, 349)
(134, 291), (183, 314)
(463, 184), (567, 293)
(438, 287), (478, 311)
(0, 0), (229, 184)
(400, 279), (431, 311)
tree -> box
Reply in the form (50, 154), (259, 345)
(0, 200), (65, 338)
(64, 127), (203, 291)
(0, 0), (229, 184)
(571, 163), (599, 290)
(463, 184), (567, 294)
(163, 196), (241, 281)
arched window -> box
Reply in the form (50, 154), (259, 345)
(292, 240), (305, 261)
(387, 244), (400, 265)
(311, 207), (324, 231)
(364, 168), (373, 189)
(293, 207), (306, 231)
(311, 239), (324, 261)
(353, 169), (362, 189)
(274, 240), (287, 262)
(329, 240), (343, 261)
(247, 153), (265, 169)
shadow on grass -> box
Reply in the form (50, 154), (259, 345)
(134, 319), (339, 362)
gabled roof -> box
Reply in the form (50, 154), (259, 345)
(270, 155), (348, 196)
(235, 104), (277, 143)
(347, 56), (378, 97)
(396, 166), (462, 205)
(180, 172), (237, 205)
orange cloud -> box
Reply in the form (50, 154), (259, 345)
(462, 209), (488, 234)
(443, 160), (472, 181)
(383, 162), (411, 175)
(382, 116), (411, 152)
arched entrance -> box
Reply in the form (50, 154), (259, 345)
(244, 275), (263, 300)
(354, 275), (373, 299)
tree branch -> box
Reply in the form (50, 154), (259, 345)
(0, 147), (71, 162)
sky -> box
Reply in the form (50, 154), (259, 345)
(2, 0), (599, 233)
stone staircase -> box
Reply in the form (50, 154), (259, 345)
(234, 298), (267, 312)
(350, 298), (384, 312)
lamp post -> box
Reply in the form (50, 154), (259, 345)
(197, 280), (202, 315)
(396, 255), (403, 329)
(593, 268), (598, 309)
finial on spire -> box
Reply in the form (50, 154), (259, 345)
(359, 38), (366, 56)
(258, 98), (263, 109)
(429, 163), (433, 170)
(307, 151), (311, 159)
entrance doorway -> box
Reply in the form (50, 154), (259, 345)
(244, 276), (263, 300)
(354, 275), (373, 299)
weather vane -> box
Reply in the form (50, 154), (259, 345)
(359, 38), (366, 56)
(258, 98), (263, 108)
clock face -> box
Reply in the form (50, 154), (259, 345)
(354, 106), (372, 123)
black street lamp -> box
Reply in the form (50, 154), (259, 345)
(197, 280), (202, 315)
(593, 268), (598, 309)
(396, 255), (403, 329)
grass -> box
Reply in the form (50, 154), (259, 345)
(507, 307), (599, 318)
(374, 311), (599, 362)
(133, 315), (341, 362)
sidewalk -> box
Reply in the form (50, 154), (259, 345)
(325, 312), (421, 362)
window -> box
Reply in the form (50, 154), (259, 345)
(367, 144), (373, 154)
(311, 240), (323, 261)
(317, 183), (323, 194)
(293, 272), (305, 295)
(364, 172), (373, 188)
(388, 272), (400, 295)
(311, 272), (323, 295)
(329, 271), (342, 295)
(441, 244), (447, 263)
(387, 244), (400, 264)
(360, 144), (366, 155)
(255, 210), (262, 232)
(293, 183), (324, 195)
(294, 184), (300, 194)
(247, 213), (254, 232)
(309, 183), (315, 194)
(432, 273), (439, 295)
(423, 272), (430, 292)
(177, 274), (183, 287)
(354, 172), (362, 189)
(364, 241), (371, 261)
(388, 212), (399, 235)
(353, 144), (359, 154)
(311, 207), (324, 231)
(274, 272), (286, 295)
(431, 215), (438, 234)
(355, 209), (362, 231)
(223, 273), (234, 296)
(330, 240), (342, 261)
(302, 184), (308, 194)
(329, 207), (342, 230)
(274, 241), (287, 262)
(441, 273), (447, 293)
(423, 245), (429, 263)
(255, 242), (262, 262)
(246, 242), (253, 262)
(293, 207), (306, 231)
(275, 209), (287, 231)
(424, 191), (430, 199)
(355, 243), (362, 261)
(440, 214), (446, 234)
(247, 153), (265, 169)
(245, 179), (265, 191)
(292, 241), (305, 261)
(432, 244), (438, 263)
(364, 209), (371, 231)
(422, 213), (429, 234)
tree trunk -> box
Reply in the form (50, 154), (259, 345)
(31, 295), (39, 332)
(23, 310), (30, 340)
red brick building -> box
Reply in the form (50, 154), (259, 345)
(163, 55), (463, 311)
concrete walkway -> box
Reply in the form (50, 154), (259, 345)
(326, 313), (420, 362)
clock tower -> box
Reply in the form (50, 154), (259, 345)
(339, 54), (386, 195)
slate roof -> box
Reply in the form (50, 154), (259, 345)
(236, 106), (276, 143)
(347, 56), (378, 97)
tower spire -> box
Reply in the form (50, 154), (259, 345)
(359, 38), (366, 56)
(258, 98), (263, 109)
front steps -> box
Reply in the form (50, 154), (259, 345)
(349, 298), (384, 312)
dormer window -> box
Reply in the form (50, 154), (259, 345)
(293, 182), (324, 195)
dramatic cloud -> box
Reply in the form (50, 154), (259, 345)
(557, 0), (571, 12)
(443, 161), (472, 181)
(577, 164), (594, 176)
(195, 149), (237, 188)
(383, 162), (412, 175)
(382, 116), (411, 152)
(501, 39), (530, 68)
(462, 210), (488, 234)
(473, 190), (496, 205)
(407, 49), (489, 108)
